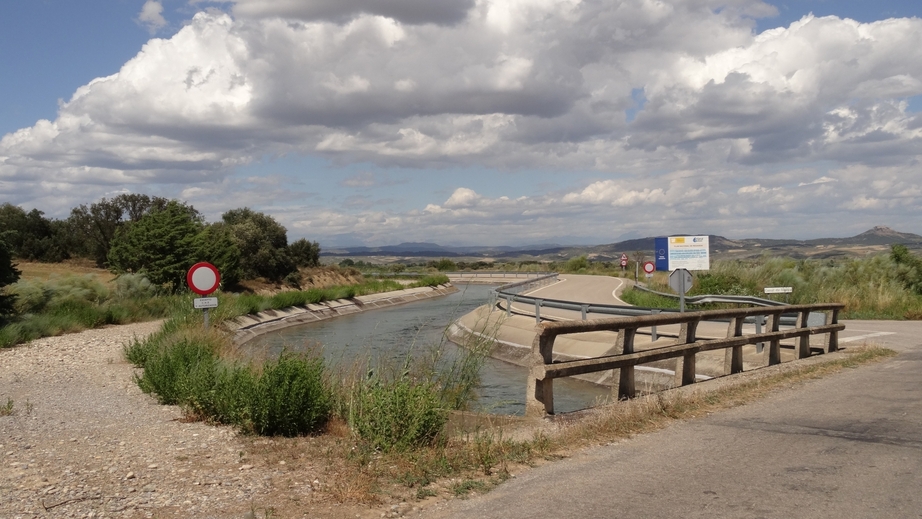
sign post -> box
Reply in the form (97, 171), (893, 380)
(187, 262), (221, 327)
(642, 261), (655, 279)
(669, 268), (693, 312)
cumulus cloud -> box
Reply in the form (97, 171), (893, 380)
(228, 0), (476, 26)
(138, 0), (168, 34)
(3, 0), (922, 242)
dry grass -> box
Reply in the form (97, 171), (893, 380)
(236, 345), (896, 515)
(13, 260), (115, 284)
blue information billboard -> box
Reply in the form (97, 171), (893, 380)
(654, 237), (669, 272)
(654, 236), (710, 271)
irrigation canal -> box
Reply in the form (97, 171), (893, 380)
(246, 284), (610, 415)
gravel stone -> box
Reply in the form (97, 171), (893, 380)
(0, 322), (268, 518)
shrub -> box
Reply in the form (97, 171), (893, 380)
(134, 338), (220, 406)
(236, 352), (332, 436)
(114, 273), (158, 299)
(347, 370), (448, 452)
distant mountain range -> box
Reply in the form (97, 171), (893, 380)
(322, 226), (922, 261)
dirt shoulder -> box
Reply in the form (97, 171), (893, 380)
(0, 322), (417, 519)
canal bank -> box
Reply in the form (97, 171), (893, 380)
(229, 284), (459, 344)
(447, 304), (626, 387)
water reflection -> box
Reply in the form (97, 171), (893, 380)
(246, 284), (611, 415)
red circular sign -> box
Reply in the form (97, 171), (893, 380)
(187, 262), (221, 295)
(643, 261), (656, 274)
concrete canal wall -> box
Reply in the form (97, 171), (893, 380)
(229, 284), (458, 344)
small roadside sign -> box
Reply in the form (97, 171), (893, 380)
(669, 269), (693, 295)
(193, 297), (219, 309)
(764, 287), (793, 294)
(669, 268), (693, 312)
(187, 262), (221, 295)
(187, 262), (222, 327)
(620, 253), (628, 267)
(643, 262), (655, 274)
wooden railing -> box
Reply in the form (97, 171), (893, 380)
(526, 303), (845, 417)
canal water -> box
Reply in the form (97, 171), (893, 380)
(246, 284), (611, 415)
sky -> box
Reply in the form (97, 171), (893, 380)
(1, 1), (921, 247)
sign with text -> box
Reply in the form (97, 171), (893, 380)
(193, 297), (219, 309)
(667, 236), (710, 271)
(764, 287), (793, 294)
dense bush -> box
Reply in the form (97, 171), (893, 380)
(0, 239), (20, 317)
(132, 331), (333, 437)
(347, 371), (448, 452)
(234, 353), (332, 436)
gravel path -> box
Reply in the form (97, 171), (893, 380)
(0, 322), (274, 519)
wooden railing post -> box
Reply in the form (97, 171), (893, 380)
(796, 310), (811, 359)
(526, 332), (556, 417)
(617, 328), (638, 399)
(826, 308), (840, 353)
(724, 316), (745, 375)
(766, 311), (782, 366)
(673, 319), (700, 387)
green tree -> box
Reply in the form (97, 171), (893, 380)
(69, 194), (171, 266)
(0, 238), (20, 316)
(0, 203), (71, 262)
(289, 238), (321, 268)
(891, 244), (922, 294)
(435, 258), (457, 271)
(565, 255), (590, 272)
(196, 222), (242, 287)
(108, 201), (203, 291)
(222, 208), (295, 281)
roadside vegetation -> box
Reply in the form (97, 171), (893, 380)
(236, 344), (894, 506)
(621, 245), (922, 320)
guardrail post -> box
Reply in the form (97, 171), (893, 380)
(617, 328), (638, 399)
(526, 332), (556, 417)
(826, 308), (840, 353)
(767, 311), (782, 366)
(581, 304), (589, 321)
(505, 295), (513, 317)
(535, 299), (543, 324)
(797, 310), (811, 359)
(651, 309), (660, 341)
(674, 319), (700, 387)
(724, 316), (745, 375)
(755, 315), (765, 353)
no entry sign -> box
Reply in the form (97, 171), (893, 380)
(187, 262), (221, 295)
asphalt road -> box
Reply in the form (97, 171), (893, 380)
(507, 274), (631, 320)
(430, 320), (922, 519)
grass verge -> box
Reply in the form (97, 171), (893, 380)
(1, 274), (450, 349)
(238, 345), (895, 508)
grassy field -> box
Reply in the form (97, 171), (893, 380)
(14, 259), (116, 282)
(623, 255), (922, 320)
(0, 262), (449, 349)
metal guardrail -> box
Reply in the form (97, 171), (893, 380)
(526, 303), (845, 416)
(632, 284), (786, 307)
(446, 271), (554, 279)
(491, 274), (819, 328)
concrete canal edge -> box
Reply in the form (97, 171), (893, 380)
(446, 304), (616, 386)
(228, 284), (459, 345)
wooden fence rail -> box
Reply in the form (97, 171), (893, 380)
(526, 303), (845, 417)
